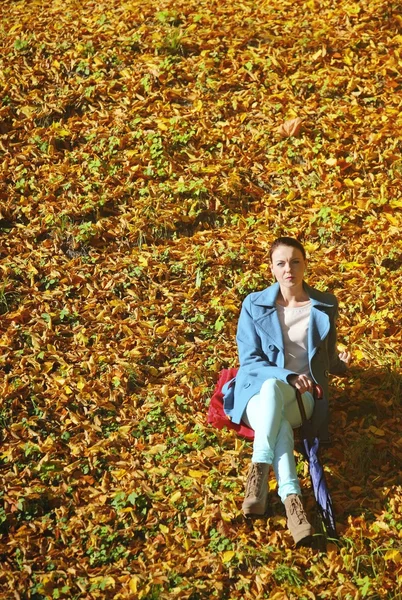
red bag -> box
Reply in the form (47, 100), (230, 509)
(207, 368), (254, 440)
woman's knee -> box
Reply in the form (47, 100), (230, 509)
(260, 378), (282, 399)
(260, 379), (285, 410)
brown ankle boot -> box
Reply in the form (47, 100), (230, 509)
(242, 463), (270, 516)
(284, 494), (313, 546)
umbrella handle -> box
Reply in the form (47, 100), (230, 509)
(314, 384), (323, 400)
(294, 384), (323, 426)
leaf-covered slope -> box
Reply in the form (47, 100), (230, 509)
(0, 0), (401, 598)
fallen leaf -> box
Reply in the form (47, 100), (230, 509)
(278, 117), (303, 137)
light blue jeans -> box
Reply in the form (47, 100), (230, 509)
(242, 378), (314, 503)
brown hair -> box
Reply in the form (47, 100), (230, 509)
(269, 237), (306, 261)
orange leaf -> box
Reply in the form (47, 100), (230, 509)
(278, 117), (303, 137)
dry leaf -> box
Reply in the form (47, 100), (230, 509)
(278, 117), (303, 137)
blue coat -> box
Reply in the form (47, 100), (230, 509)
(223, 282), (346, 442)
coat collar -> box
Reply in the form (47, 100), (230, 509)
(251, 282), (334, 356)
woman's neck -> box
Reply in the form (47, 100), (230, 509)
(277, 285), (309, 307)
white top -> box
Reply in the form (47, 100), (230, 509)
(276, 302), (311, 376)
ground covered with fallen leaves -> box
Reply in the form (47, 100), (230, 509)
(0, 0), (402, 598)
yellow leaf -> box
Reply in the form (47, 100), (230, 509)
(138, 255), (148, 266)
(155, 325), (169, 334)
(220, 512), (232, 522)
(75, 332), (88, 345)
(159, 524), (169, 534)
(193, 99), (203, 111)
(70, 444), (82, 457)
(50, 123), (70, 136)
(77, 379), (85, 391)
(272, 515), (286, 527)
(374, 520), (389, 531)
(129, 577), (139, 593)
(20, 106), (35, 118)
(8, 24), (22, 33)
(234, 439), (244, 452)
(269, 479), (277, 491)
(311, 49), (322, 61)
(118, 425), (131, 436)
(148, 444), (167, 455)
(384, 213), (400, 226)
(286, 190), (297, 201)
(344, 178), (354, 187)
(368, 426), (385, 437)
(64, 386), (73, 395)
(222, 550), (235, 563)
(109, 299), (124, 307)
(325, 158), (337, 166)
(157, 120), (168, 131)
(304, 241), (320, 253)
(103, 576), (116, 589)
(341, 262), (364, 271)
(223, 303), (238, 313)
(90, 576), (115, 589)
(345, 4), (361, 15)
(42, 436), (55, 451)
(189, 469), (207, 478)
(111, 469), (127, 478)
(170, 491), (182, 504)
(385, 549), (401, 562)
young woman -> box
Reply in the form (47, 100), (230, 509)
(224, 237), (350, 546)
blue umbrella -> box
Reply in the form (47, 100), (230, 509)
(295, 386), (337, 540)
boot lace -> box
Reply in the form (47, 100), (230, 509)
(288, 496), (309, 524)
(244, 464), (264, 499)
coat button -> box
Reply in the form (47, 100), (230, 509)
(324, 370), (329, 377)
(268, 344), (275, 351)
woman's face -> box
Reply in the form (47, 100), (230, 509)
(270, 245), (307, 289)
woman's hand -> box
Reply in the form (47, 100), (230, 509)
(288, 374), (313, 395)
(339, 350), (351, 366)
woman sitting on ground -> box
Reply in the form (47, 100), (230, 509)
(224, 236), (350, 546)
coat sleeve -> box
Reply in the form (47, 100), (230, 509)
(328, 299), (347, 375)
(236, 297), (295, 382)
